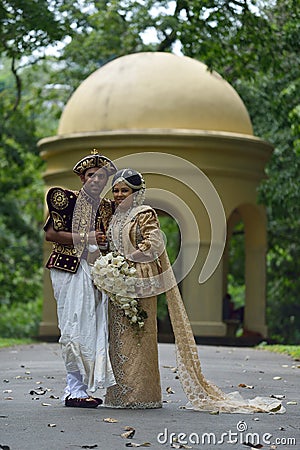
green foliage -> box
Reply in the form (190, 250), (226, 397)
(0, 58), (45, 315)
(0, 0), (73, 59)
(0, 338), (37, 348)
(158, 215), (180, 265)
(257, 342), (300, 361)
(0, 298), (42, 338)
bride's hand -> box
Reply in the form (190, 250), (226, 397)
(128, 250), (153, 263)
(86, 231), (107, 248)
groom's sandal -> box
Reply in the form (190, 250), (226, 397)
(65, 396), (101, 408)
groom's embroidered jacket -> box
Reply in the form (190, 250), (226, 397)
(44, 187), (114, 273)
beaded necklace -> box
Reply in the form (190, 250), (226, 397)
(107, 206), (134, 255)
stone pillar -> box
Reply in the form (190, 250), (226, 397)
(184, 242), (226, 336)
(242, 205), (268, 337)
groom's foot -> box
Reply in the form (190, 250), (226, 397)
(65, 395), (100, 408)
(90, 396), (103, 405)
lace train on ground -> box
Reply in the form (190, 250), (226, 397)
(161, 251), (285, 414)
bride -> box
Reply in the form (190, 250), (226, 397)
(92, 168), (285, 413)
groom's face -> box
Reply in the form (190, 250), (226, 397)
(81, 167), (108, 197)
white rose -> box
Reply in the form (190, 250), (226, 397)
(112, 255), (124, 267)
(120, 303), (131, 309)
(116, 295), (129, 303)
(113, 279), (124, 289)
(98, 267), (108, 277)
(95, 257), (108, 267)
(103, 279), (114, 288)
(111, 268), (120, 277)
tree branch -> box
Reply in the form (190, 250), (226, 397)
(11, 57), (22, 113)
(157, 0), (189, 52)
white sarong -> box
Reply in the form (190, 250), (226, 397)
(50, 260), (115, 393)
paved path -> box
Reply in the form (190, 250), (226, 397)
(0, 343), (299, 450)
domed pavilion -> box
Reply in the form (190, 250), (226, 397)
(38, 52), (273, 343)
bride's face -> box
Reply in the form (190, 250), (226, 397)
(112, 181), (134, 208)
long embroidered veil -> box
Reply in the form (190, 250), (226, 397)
(157, 249), (285, 414)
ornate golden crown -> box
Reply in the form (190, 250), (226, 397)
(73, 149), (117, 176)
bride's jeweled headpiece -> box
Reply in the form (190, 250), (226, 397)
(112, 168), (146, 206)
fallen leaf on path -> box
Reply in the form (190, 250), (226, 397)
(166, 386), (175, 394)
(125, 443), (151, 447)
(121, 427), (135, 439)
(15, 375), (32, 380)
(29, 389), (47, 396)
(269, 403), (283, 413)
(238, 383), (254, 389)
(242, 442), (263, 449)
(170, 444), (192, 449)
(103, 417), (118, 423)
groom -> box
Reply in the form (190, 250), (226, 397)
(44, 150), (117, 408)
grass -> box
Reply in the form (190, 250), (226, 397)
(0, 338), (38, 349)
(257, 343), (300, 360)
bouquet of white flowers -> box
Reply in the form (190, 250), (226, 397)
(91, 252), (147, 330)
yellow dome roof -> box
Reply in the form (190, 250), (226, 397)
(58, 52), (253, 135)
